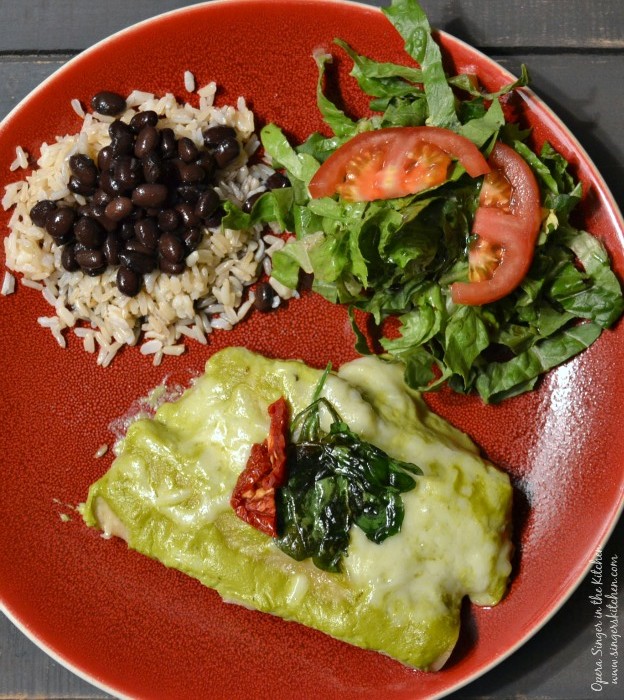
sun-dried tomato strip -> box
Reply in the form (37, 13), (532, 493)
(267, 396), (288, 472)
(230, 397), (289, 537)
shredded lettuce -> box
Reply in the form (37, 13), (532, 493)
(239, 0), (623, 403)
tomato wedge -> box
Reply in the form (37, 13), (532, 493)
(308, 126), (490, 201)
(230, 396), (290, 537)
(451, 141), (542, 305)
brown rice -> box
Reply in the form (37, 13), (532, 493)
(2, 80), (293, 366)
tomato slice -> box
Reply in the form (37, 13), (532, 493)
(479, 168), (512, 211)
(230, 396), (290, 537)
(451, 142), (541, 305)
(465, 169), (512, 283)
(308, 126), (490, 202)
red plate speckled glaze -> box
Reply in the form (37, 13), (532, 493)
(1, 1), (623, 698)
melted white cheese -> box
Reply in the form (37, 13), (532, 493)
(84, 347), (513, 670)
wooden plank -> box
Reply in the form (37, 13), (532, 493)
(0, 613), (111, 699)
(1, 2), (623, 698)
(0, 0), (623, 52)
(432, 0), (624, 49)
(0, 58), (67, 120)
(496, 54), (624, 208)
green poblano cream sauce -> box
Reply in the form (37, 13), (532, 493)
(82, 347), (513, 670)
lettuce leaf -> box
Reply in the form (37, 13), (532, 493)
(241, 0), (623, 403)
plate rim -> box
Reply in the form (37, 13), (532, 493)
(1, 1), (623, 698)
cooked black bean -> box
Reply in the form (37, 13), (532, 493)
(109, 119), (133, 141)
(119, 249), (156, 274)
(45, 207), (76, 241)
(178, 162), (205, 184)
(203, 125), (237, 148)
(73, 242), (89, 255)
(132, 206), (146, 221)
(69, 154), (98, 187)
(97, 145), (114, 173)
(134, 218), (159, 249)
(195, 151), (216, 180)
(91, 91), (126, 116)
(177, 137), (199, 163)
(129, 109), (158, 133)
(182, 226), (202, 252)
(159, 258), (186, 275)
(112, 133), (135, 158)
(102, 232), (121, 265)
(60, 244), (80, 272)
(116, 265), (142, 297)
(265, 172), (291, 190)
(177, 185), (201, 203)
(92, 189), (112, 208)
(242, 190), (265, 213)
(37, 95), (280, 297)
(254, 281), (275, 312)
(142, 151), (162, 183)
(205, 206), (224, 228)
(194, 188), (220, 219)
(213, 137), (240, 168)
(157, 208), (180, 232)
(100, 169), (125, 197)
(104, 196), (133, 222)
(175, 202), (200, 227)
(131, 183), (168, 207)
(89, 205), (119, 233)
(68, 175), (96, 197)
(158, 232), (185, 263)
(160, 158), (182, 189)
(30, 199), (57, 227)
(119, 220), (135, 241)
(113, 157), (142, 191)
(160, 128), (176, 158)
(75, 247), (106, 274)
(134, 125), (160, 158)
(74, 216), (106, 248)
(124, 240), (156, 256)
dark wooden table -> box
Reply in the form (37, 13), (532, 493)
(0, 1), (622, 698)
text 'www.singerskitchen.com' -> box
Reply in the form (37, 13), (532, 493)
(589, 549), (619, 693)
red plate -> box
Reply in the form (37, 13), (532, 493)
(1, 1), (623, 698)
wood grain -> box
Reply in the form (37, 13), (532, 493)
(0, 1), (622, 699)
(0, 1), (622, 51)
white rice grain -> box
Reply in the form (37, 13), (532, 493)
(9, 146), (29, 171)
(126, 90), (156, 107)
(162, 343), (185, 356)
(210, 317), (232, 331)
(236, 297), (254, 321)
(1, 271), (15, 296)
(70, 99), (85, 118)
(23, 279), (44, 291)
(56, 304), (76, 327)
(83, 333), (96, 354)
(140, 339), (163, 355)
(184, 70), (196, 93)
(94, 444), (108, 458)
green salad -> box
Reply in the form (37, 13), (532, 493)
(222, 0), (623, 403)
